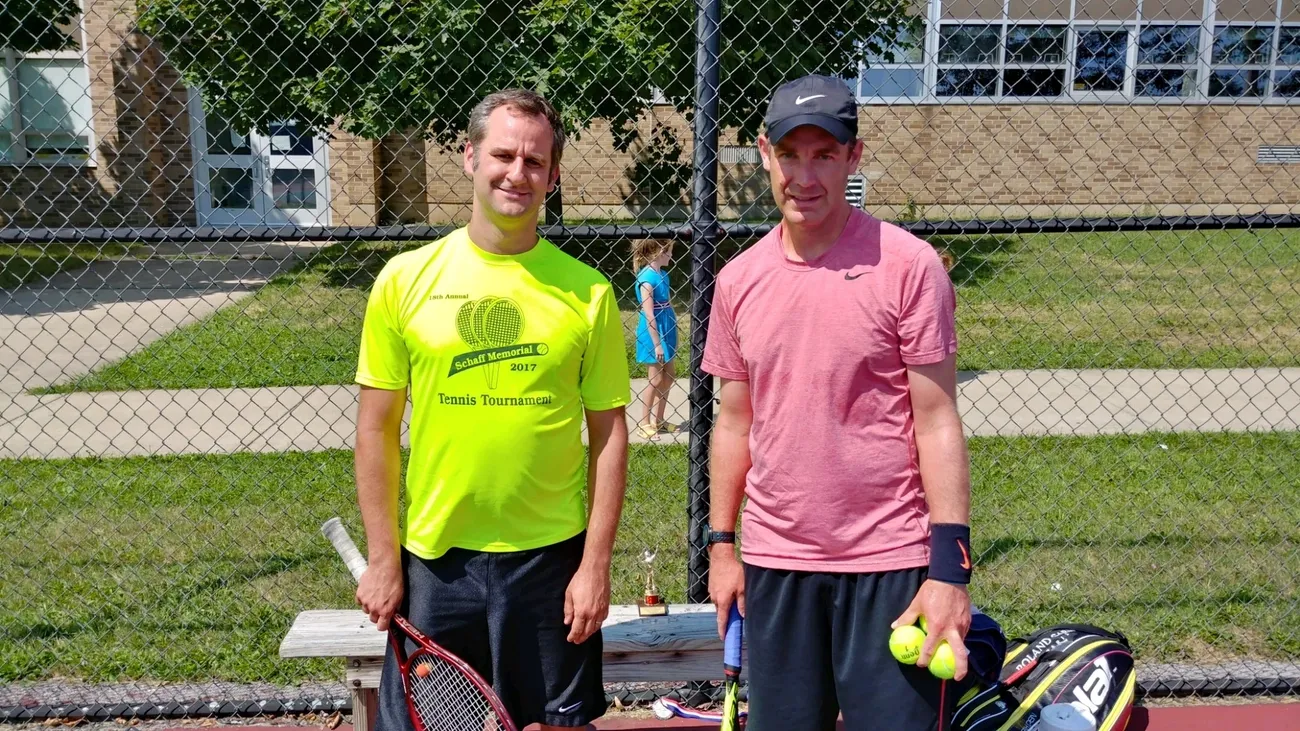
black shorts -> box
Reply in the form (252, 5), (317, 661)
(744, 564), (957, 731)
(377, 533), (604, 729)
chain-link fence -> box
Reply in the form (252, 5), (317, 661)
(2, 0), (1299, 722)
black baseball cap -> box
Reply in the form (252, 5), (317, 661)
(764, 74), (858, 145)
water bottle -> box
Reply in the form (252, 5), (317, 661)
(1039, 704), (1096, 731)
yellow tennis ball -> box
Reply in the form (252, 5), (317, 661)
(889, 625), (927, 665)
(929, 642), (956, 680)
(918, 615), (929, 633)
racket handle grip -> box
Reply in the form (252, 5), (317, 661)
(724, 603), (743, 669)
(322, 517), (369, 583)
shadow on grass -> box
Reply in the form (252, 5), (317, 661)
(313, 242), (422, 290)
(928, 234), (1018, 290)
(976, 532), (1297, 567)
(5, 550), (325, 642)
(0, 244), (133, 290)
(291, 233), (1016, 309)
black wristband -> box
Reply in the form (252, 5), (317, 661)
(929, 523), (973, 585)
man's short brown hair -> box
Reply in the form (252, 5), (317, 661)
(466, 89), (566, 171)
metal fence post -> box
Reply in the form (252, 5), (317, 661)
(687, 0), (721, 605)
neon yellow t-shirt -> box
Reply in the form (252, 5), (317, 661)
(355, 228), (631, 559)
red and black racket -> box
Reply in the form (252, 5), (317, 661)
(322, 517), (517, 731)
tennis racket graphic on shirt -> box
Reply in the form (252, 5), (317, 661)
(456, 297), (524, 389)
(652, 603), (746, 729)
(321, 518), (518, 731)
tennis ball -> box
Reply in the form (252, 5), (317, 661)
(918, 615), (929, 633)
(889, 625), (927, 665)
(929, 642), (956, 680)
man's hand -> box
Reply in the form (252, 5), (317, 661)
(893, 580), (972, 680)
(564, 562), (610, 644)
(708, 544), (746, 640)
(356, 558), (404, 632)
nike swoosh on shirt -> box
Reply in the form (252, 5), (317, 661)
(845, 271), (868, 280)
(795, 94), (826, 105)
(558, 701), (583, 714)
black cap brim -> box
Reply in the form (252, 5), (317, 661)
(766, 114), (854, 145)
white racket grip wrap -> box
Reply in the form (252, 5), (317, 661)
(321, 517), (369, 583)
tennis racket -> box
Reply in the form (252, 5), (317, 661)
(651, 603), (746, 729)
(321, 517), (518, 731)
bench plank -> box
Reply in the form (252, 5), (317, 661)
(280, 604), (727, 659)
(345, 648), (745, 687)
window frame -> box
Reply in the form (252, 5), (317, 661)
(0, 9), (95, 167)
(853, 0), (1299, 105)
(935, 20), (1006, 100)
(1002, 21), (1071, 98)
(1133, 22), (1203, 99)
(857, 22), (929, 102)
(1208, 22), (1274, 97)
(1274, 23), (1300, 98)
(1069, 24), (1137, 101)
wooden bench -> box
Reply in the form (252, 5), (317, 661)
(280, 604), (735, 731)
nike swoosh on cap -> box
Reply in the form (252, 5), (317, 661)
(795, 94), (826, 105)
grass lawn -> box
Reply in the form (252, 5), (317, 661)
(35, 227), (1300, 393)
(0, 244), (134, 290)
(2, 432), (1297, 683)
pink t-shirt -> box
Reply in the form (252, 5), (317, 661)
(702, 209), (958, 572)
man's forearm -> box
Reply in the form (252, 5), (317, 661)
(583, 409), (628, 569)
(709, 424), (751, 536)
(915, 418), (971, 526)
(355, 425), (403, 568)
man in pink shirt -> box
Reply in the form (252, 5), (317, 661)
(702, 74), (974, 730)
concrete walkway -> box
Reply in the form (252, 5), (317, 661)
(3, 251), (1299, 459)
(3, 369), (1298, 459)
(0, 256), (303, 399)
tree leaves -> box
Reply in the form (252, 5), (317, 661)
(137, 0), (920, 146)
(2, 0), (82, 53)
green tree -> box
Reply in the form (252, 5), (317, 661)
(137, 0), (918, 148)
(623, 122), (692, 211)
(2, 0), (81, 52)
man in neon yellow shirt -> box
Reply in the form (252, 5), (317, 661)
(352, 89), (630, 730)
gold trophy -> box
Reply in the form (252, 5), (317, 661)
(637, 548), (669, 616)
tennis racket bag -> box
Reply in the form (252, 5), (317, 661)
(952, 624), (1136, 731)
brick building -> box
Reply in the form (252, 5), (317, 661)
(2, 0), (1298, 229)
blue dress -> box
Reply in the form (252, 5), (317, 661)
(634, 267), (678, 364)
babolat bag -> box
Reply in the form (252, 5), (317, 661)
(953, 624), (1137, 731)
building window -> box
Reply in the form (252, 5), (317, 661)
(1074, 27), (1129, 93)
(860, 24), (926, 99)
(1004, 24), (1068, 96)
(862, 1), (1296, 104)
(1210, 24), (1272, 96)
(1276, 27), (1300, 98)
(935, 22), (1069, 97)
(1135, 24), (1200, 97)
(937, 23), (1001, 96)
(0, 63), (13, 161)
(1, 21), (92, 165)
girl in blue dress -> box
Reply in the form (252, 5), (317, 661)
(631, 239), (678, 439)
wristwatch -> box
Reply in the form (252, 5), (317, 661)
(705, 526), (737, 546)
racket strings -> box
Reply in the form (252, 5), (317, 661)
(408, 655), (506, 731)
(470, 297), (499, 346)
(481, 302), (522, 346)
(455, 302), (480, 347)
